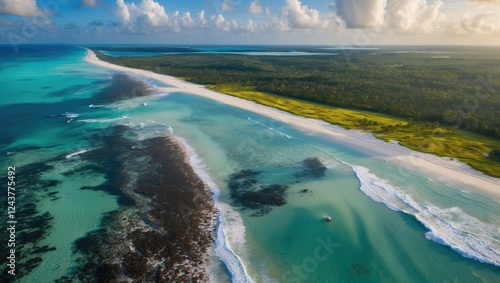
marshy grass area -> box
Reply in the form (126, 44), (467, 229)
(210, 83), (500, 177)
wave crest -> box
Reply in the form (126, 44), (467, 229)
(352, 165), (500, 267)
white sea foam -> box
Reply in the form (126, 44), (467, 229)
(351, 165), (500, 267)
(352, 166), (414, 213)
(63, 112), (79, 118)
(213, 211), (253, 283)
(170, 130), (253, 283)
(153, 92), (170, 97)
(65, 148), (96, 159)
(322, 158), (340, 169)
(78, 116), (128, 123)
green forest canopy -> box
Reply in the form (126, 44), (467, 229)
(92, 48), (500, 140)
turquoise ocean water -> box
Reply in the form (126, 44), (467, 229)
(1, 45), (499, 282)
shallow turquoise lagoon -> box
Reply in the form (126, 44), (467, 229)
(1, 45), (498, 282)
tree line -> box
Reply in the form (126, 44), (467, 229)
(93, 49), (500, 140)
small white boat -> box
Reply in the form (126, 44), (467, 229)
(325, 215), (332, 222)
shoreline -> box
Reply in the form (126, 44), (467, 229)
(84, 49), (500, 198)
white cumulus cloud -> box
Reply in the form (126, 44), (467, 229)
(276, 0), (328, 31)
(385, 0), (444, 33)
(248, 1), (262, 14)
(116, 0), (168, 26)
(211, 14), (238, 32)
(115, 0), (209, 32)
(0, 0), (43, 17)
(333, 0), (386, 28)
(116, 0), (131, 22)
(448, 11), (500, 34)
(240, 19), (257, 32)
(331, 0), (445, 33)
(166, 11), (196, 32)
(221, 0), (233, 11)
(197, 10), (207, 27)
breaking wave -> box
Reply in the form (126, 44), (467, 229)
(352, 165), (500, 267)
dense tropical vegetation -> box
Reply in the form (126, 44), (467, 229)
(90, 47), (500, 176)
(92, 47), (500, 139)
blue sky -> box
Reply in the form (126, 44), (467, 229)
(0, 0), (499, 45)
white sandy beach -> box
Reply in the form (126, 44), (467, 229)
(84, 49), (500, 198)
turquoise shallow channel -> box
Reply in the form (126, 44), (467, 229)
(0, 45), (499, 282)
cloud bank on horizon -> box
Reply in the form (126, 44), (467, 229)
(0, 0), (499, 44)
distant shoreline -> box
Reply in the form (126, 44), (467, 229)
(84, 49), (500, 198)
